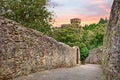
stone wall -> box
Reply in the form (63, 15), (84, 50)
(103, 0), (120, 80)
(0, 18), (80, 80)
(85, 48), (103, 64)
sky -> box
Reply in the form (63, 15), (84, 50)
(49, 0), (114, 27)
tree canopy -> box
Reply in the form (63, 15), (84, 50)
(98, 18), (108, 24)
(0, 0), (53, 34)
(50, 22), (107, 61)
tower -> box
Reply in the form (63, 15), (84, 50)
(70, 18), (81, 25)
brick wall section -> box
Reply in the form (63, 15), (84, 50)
(0, 18), (80, 80)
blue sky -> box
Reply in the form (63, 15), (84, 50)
(49, 0), (113, 27)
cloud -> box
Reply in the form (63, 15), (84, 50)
(77, 0), (113, 17)
(48, 1), (64, 8)
(53, 14), (108, 27)
(50, 0), (114, 27)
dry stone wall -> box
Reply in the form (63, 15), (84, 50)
(103, 0), (120, 80)
(0, 17), (80, 80)
(85, 48), (103, 64)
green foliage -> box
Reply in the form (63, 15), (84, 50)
(84, 24), (97, 30)
(51, 22), (107, 61)
(80, 47), (89, 61)
(83, 23), (107, 49)
(79, 43), (89, 61)
(0, 0), (52, 34)
(79, 43), (86, 48)
(51, 26), (83, 46)
(98, 18), (108, 24)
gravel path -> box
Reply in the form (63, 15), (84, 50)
(14, 64), (103, 80)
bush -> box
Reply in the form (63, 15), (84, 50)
(79, 43), (89, 62)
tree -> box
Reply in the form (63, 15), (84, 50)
(83, 23), (107, 49)
(98, 18), (108, 24)
(79, 43), (89, 63)
(0, 0), (53, 34)
(104, 17), (108, 23)
(51, 23), (107, 64)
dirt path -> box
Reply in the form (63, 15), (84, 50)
(14, 64), (103, 80)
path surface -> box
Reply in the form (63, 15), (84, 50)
(14, 64), (103, 80)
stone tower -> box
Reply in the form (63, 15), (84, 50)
(70, 18), (81, 25)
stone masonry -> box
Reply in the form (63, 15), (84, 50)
(0, 17), (80, 80)
(85, 48), (103, 64)
(103, 0), (120, 80)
